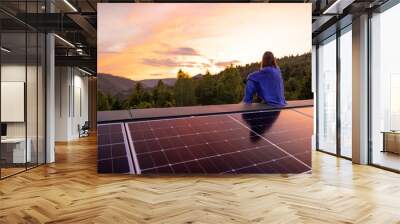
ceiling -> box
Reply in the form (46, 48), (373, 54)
(0, 0), (393, 73)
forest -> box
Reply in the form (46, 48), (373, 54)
(98, 52), (312, 111)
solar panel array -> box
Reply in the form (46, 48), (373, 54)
(97, 108), (313, 174)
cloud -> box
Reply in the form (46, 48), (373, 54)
(180, 61), (199, 68)
(142, 58), (181, 67)
(149, 73), (167, 77)
(157, 47), (201, 56)
(108, 43), (125, 52)
(201, 63), (212, 68)
(142, 58), (205, 69)
(215, 60), (240, 67)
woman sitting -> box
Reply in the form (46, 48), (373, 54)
(243, 51), (287, 107)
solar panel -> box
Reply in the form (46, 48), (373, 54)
(97, 123), (135, 173)
(111, 108), (314, 174)
(292, 107), (314, 118)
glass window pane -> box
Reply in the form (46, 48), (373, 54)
(371, 3), (400, 171)
(340, 28), (352, 158)
(1, 31), (28, 177)
(0, 1), (46, 179)
(27, 31), (38, 169)
(317, 36), (337, 154)
(38, 33), (46, 165)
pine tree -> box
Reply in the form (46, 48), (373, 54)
(97, 91), (111, 111)
(174, 69), (196, 106)
(195, 71), (218, 105)
(216, 66), (244, 104)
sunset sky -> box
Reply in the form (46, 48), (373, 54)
(98, 3), (311, 81)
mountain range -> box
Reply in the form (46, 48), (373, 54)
(98, 73), (178, 99)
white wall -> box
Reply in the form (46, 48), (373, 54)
(55, 66), (70, 141)
(55, 67), (89, 141)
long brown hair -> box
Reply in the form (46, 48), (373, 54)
(261, 51), (278, 69)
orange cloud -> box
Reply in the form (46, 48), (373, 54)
(215, 60), (241, 68)
(157, 47), (201, 56)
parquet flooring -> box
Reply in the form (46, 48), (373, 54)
(1, 135), (400, 223)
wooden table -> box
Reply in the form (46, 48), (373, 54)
(382, 131), (400, 154)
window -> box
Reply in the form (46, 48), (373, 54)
(339, 27), (352, 158)
(0, 2), (46, 179)
(317, 35), (337, 154)
(370, 3), (400, 171)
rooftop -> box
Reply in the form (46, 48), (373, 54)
(97, 99), (314, 123)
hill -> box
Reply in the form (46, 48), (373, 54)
(97, 73), (137, 99)
(98, 74), (179, 99)
(139, 78), (177, 88)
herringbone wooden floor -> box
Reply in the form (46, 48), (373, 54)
(1, 135), (400, 224)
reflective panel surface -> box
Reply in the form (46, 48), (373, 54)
(98, 108), (313, 174)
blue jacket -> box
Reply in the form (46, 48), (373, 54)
(243, 66), (287, 107)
